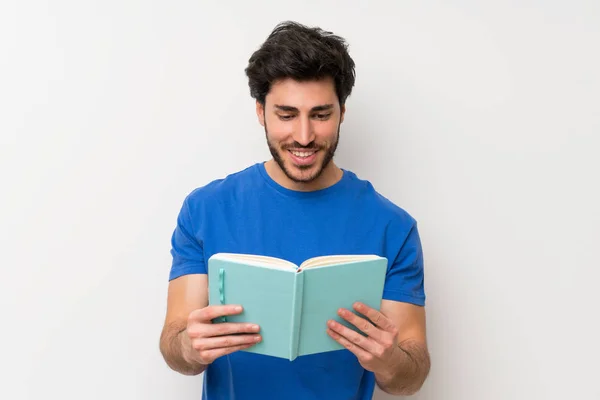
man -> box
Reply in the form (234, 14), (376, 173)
(159, 21), (430, 399)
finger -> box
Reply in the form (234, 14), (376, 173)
(353, 302), (396, 332)
(194, 333), (262, 351)
(327, 319), (383, 356)
(326, 328), (373, 363)
(189, 305), (243, 323)
(337, 308), (383, 341)
(188, 322), (260, 338)
(204, 322), (261, 337)
(198, 342), (257, 364)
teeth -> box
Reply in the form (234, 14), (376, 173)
(290, 151), (315, 158)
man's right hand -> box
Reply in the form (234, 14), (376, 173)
(184, 304), (262, 365)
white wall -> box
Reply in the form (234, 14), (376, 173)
(1, 1), (599, 399)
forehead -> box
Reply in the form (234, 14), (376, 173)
(265, 77), (338, 110)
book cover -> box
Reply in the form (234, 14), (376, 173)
(207, 253), (387, 361)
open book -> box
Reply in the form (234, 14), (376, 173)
(207, 253), (387, 361)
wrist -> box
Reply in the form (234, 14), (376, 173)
(374, 364), (397, 386)
(179, 329), (207, 368)
(374, 347), (402, 386)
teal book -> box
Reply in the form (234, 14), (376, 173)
(207, 253), (388, 361)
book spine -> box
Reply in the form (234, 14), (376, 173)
(217, 268), (228, 323)
(288, 270), (304, 361)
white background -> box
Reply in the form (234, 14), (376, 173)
(1, 1), (599, 399)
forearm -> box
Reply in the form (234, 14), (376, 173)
(159, 321), (208, 376)
(375, 339), (430, 395)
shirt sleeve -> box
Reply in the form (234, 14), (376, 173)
(382, 221), (426, 306)
(168, 196), (207, 280)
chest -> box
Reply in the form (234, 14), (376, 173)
(201, 194), (386, 266)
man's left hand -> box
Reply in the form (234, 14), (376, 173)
(326, 302), (400, 376)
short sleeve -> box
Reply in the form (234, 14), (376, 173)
(382, 221), (426, 306)
(168, 196), (206, 280)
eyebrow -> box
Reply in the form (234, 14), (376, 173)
(274, 104), (334, 112)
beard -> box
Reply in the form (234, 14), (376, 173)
(265, 121), (340, 184)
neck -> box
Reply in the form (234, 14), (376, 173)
(264, 159), (343, 192)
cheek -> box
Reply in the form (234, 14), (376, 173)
(266, 119), (293, 140)
(315, 121), (339, 142)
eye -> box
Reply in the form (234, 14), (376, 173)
(278, 114), (294, 121)
(314, 113), (331, 120)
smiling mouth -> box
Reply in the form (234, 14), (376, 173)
(287, 149), (319, 166)
(289, 149), (317, 158)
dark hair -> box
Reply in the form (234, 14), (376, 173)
(245, 21), (356, 106)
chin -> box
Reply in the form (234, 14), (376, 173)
(268, 142), (333, 184)
(288, 169), (321, 183)
(283, 159), (324, 183)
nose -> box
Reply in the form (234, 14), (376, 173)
(293, 116), (315, 146)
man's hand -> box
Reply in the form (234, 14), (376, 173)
(185, 304), (262, 366)
(326, 301), (400, 376)
(326, 300), (430, 395)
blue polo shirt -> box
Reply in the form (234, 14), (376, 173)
(169, 162), (426, 400)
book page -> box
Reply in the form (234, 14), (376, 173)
(210, 253), (298, 270)
(299, 254), (382, 270)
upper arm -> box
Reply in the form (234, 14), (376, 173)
(162, 274), (208, 332)
(162, 193), (207, 338)
(380, 217), (427, 344)
(382, 222), (426, 306)
(169, 195), (207, 280)
(380, 300), (427, 345)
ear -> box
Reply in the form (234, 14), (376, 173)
(256, 101), (265, 126)
(340, 104), (346, 124)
